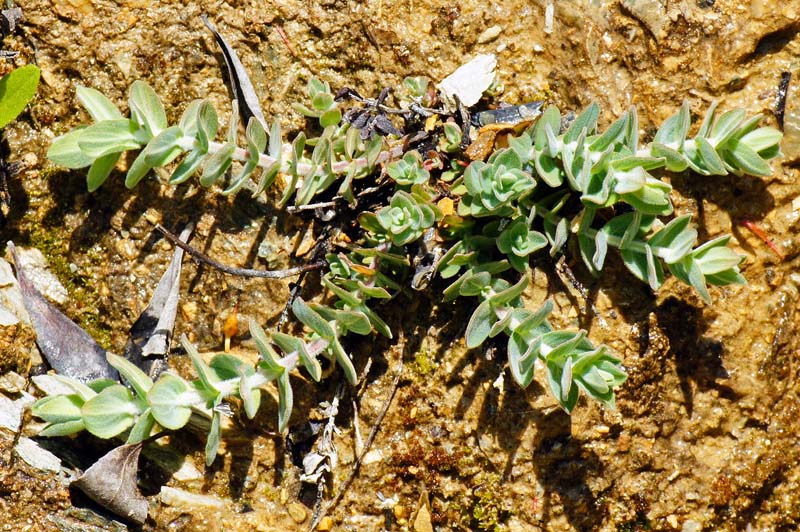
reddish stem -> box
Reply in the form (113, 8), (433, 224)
(275, 25), (297, 57)
(741, 218), (785, 260)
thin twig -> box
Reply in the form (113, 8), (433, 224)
(309, 334), (405, 531)
(285, 185), (386, 214)
(155, 224), (324, 279)
(286, 199), (341, 213)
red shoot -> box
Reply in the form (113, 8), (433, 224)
(741, 218), (785, 260)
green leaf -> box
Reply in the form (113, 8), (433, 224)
(39, 419), (87, 437)
(708, 108), (745, 146)
(78, 119), (141, 158)
(647, 214), (696, 263)
(564, 102), (599, 144)
(106, 353), (153, 400)
(47, 128), (94, 169)
(208, 353), (245, 381)
(0, 65), (40, 128)
(329, 336), (358, 385)
(199, 141), (235, 186)
(126, 409), (156, 444)
(320, 108), (342, 128)
(81, 384), (138, 439)
(170, 149), (205, 184)
(650, 142), (688, 172)
(272, 332), (321, 381)
(239, 372), (261, 419)
(196, 101), (219, 152)
(292, 298), (336, 339)
(696, 100), (720, 139)
(182, 336), (221, 401)
(86, 152), (121, 192)
(178, 99), (204, 137)
(726, 139), (772, 176)
(76, 85), (123, 122)
(695, 137), (727, 175)
(224, 117), (266, 195)
(589, 110), (629, 152)
(739, 127), (782, 154)
(143, 125), (185, 167)
(125, 150), (153, 188)
(465, 300), (494, 348)
(148, 374), (192, 429)
(33, 394), (85, 424)
(205, 411), (221, 466)
(128, 80), (167, 138)
(276, 368), (293, 432)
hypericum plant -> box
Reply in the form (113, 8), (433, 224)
(35, 29), (783, 464)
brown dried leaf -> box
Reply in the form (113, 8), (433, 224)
(72, 442), (149, 525)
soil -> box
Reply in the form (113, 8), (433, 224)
(2, 0), (800, 531)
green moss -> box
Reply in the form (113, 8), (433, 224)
(414, 349), (436, 375)
(25, 220), (113, 349)
(454, 474), (512, 531)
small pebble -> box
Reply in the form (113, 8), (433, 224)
(316, 516), (333, 531)
(287, 502), (307, 523)
(477, 25), (502, 44)
(160, 486), (224, 509)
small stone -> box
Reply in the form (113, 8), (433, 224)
(477, 25), (502, 44)
(181, 301), (198, 321)
(393, 504), (407, 520)
(0, 371), (26, 393)
(287, 502), (307, 523)
(316, 516), (333, 531)
(413, 503), (433, 532)
(362, 449), (382, 465)
(682, 520), (702, 532)
(160, 486), (224, 509)
(667, 514), (679, 528)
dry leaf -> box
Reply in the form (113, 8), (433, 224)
(72, 442), (149, 524)
(8, 241), (117, 383)
(125, 225), (192, 377)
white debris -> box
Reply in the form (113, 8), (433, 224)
(544, 0), (555, 34)
(477, 25), (502, 44)
(0, 258), (29, 324)
(15, 436), (63, 472)
(0, 305), (18, 326)
(0, 391), (35, 431)
(437, 54), (497, 111)
(160, 486), (225, 509)
(361, 449), (383, 465)
(8, 247), (69, 305)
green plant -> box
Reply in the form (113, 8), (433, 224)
(0, 64), (39, 128)
(35, 47), (782, 462)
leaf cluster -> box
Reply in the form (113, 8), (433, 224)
(34, 320), (323, 466)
